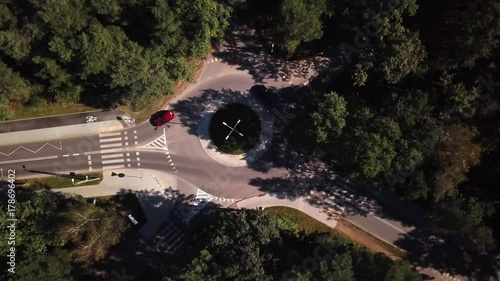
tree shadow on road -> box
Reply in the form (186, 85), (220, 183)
(212, 24), (331, 84)
(170, 87), (302, 173)
(394, 228), (499, 281)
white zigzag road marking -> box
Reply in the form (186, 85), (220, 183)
(0, 141), (63, 157)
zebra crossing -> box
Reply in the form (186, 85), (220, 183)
(154, 220), (185, 253)
(96, 131), (141, 170)
(153, 189), (236, 253)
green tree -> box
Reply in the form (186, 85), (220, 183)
(310, 92), (348, 144)
(273, 0), (328, 55)
(0, 96), (14, 121)
(320, 253), (355, 281)
(32, 0), (90, 38)
(174, 0), (231, 57)
(0, 29), (32, 61)
(342, 111), (401, 180)
(430, 0), (500, 69)
(384, 260), (421, 281)
(58, 199), (126, 262)
(342, 0), (425, 85)
(0, 191), (61, 255)
(431, 197), (495, 252)
(0, 61), (32, 103)
(12, 249), (74, 281)
(432, 124), (482, 200)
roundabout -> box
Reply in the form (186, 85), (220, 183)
(209, 103), (261, 155)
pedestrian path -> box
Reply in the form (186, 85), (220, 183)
(95, 131), (141, 170)
(153, 213), (186, 253)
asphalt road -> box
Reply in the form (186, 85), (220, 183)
(0, 44), (419, 254)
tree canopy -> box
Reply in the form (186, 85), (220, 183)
(0, 0), (231, 115)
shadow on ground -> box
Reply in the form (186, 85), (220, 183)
(212, 24), (330, 84)
(170, 86), (308, 173)
(395, 228), (499, 281)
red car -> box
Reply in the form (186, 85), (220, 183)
(154, 110), (175, 128)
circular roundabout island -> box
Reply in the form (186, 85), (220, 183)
(209, 103), (261, 155)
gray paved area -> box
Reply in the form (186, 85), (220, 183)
(0, 110), (134, 146)
(52, 168), (198, 240)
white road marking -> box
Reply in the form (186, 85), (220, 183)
(100, 143), (122, 148)
(126, 153), (130, 156)
(133, 130), (137, 134)
(124, 131), (128, 135)
(88, 161), (92, 165)
(101, 153), (123, 159)
(102, 164), (125, 170)
(124, 137), (128, 140)
(63, 154), (69, 157)
(99, 148), (125, 154)
(125, 142), (128, 146)
(134, 141), (138, 145)
(136, 157), (140, 161)
(89, 166), (93, 171)
(102, 159), (124, 165)
(0, 155), (58, 164)
(72, 153), (80, 156)
(136, 152), (140, 155)
(128, 164), (131, 167)
(99, 132), (121, 137)
(0, 141), (63, 157)
(134, 135), (137, 139)
(137, 163), (141, 167)
(373, 215), (407, 234)
(127, 158), (131, 162)
(99, 137), (122, 143)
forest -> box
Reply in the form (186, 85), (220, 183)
(0, 0), (499, 279)
(1, 189), (422, 280)
(0, 0), (231, 118)
(250, 0), (500, 255)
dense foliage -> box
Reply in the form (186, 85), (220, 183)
(250, 0), (500, 254)
(0, 0), (230, 118)
(159, 210), (421, 281)
(0, 191), (127, 280)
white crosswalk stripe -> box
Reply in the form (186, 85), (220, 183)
(97, 131), (140, 170)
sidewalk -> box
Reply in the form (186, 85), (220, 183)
(52, 169), (199, 240)
(233, 193), (338, 229)
(0, 109), (133, 146)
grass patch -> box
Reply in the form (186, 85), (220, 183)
(17, 172), (103, 191)
(264, 206), (341, 237)
(264, 206), (405, 260)
(13, 101), (96, 120)
(335, 218), (406, 259)
(9, 58), (204, 123)
(87, 193), (148, 230)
